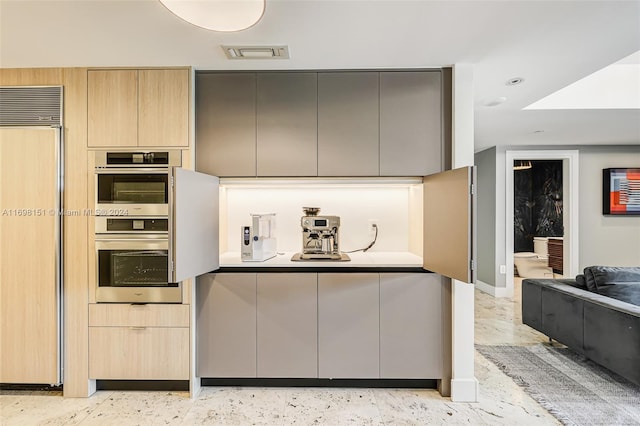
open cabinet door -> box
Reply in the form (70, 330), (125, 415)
(423, 166), (476, 283)
(172, 168), (219, 283)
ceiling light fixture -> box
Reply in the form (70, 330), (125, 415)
(513, 160), (532, 171)
(506, 77), (525, 86)
(158, 0), (265, 32)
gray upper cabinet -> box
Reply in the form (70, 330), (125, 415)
(318, 73), (379, 176)
(196, 73), (256, 177)
(380, 71), (442, 176)
(257, 73), (318, 176)
(195, 70), (444, 177)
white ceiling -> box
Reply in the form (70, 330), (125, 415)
(1, 0), (639, 152)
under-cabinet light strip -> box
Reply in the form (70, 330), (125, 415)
(219, 177), (424, 188)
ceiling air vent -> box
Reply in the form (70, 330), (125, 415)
(222, 45), (290, 60)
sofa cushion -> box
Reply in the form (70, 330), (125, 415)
(583, 266), (640, 292)
(574, 274), (588, 290)
(595, 283), (640, 307)
(584, 268), (598, 292)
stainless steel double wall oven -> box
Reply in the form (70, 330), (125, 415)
(95, 150), (182, 303)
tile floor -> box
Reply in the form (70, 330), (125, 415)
(1, 282), (561, 425)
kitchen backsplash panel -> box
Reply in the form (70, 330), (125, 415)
(220, 184), (421, 254)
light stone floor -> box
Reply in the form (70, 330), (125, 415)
(1, 280), (561, 425)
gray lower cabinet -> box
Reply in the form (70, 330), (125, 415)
(256, 273), (318, 377)
(379, 273), (443, 379)
(196, 73), (257, 177)
(380, 71), (442, 176)
(318, 273), (380, 378)
(317, 73), (379, 176)
(197, 271), (443, 380)
(196, 273), (257, 377)
(256, 73), (318, 176)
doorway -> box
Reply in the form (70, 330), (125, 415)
(505, 150), (579, 296)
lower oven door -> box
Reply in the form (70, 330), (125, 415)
(95, 237), (181, 303)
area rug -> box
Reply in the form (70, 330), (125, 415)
(476, 344), (640, 426)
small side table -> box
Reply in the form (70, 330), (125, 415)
(547, 237), (563, 275)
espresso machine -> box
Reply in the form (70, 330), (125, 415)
(292, 207), (350, 261)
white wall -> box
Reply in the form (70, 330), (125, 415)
(475, 147), (497, 286)
(220, 182), (422, 254)
(578, 146), (640, 268)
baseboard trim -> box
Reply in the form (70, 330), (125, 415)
(201, 378), (438, 389)
(450, 377), (479, 402)
(476, 280), (512, 298)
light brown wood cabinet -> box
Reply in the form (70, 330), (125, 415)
(0, 128), (61, 385)
(548, 238), (563, 274)
(88, 303), (190, 380)
(88, 68), (189, 148)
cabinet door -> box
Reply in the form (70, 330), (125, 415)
(88, 70), (138, 147)
(196, 273), (257, 377)
(423, 166), (476, 283)
(257, 73), (317, 176)
(172, 168), (219, 283)
(380, 273), (443, 379)
(89, 327), (189, 380)
(380, 71), (442, 176)
(257, 273), (317, 377)
(318, 273), (379, 378)
(138, 69), (189, 147)
(196, 73), (256, 177)
(318, 72), (379, 176)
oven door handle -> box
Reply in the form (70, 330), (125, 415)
(95, 168), (171, 174)
(95, 238), (169, 250)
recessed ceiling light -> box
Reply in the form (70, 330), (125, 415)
(506, 77), (525, 86)
(483, 96), (507, 107)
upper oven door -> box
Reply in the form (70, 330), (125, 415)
(96, 169), (169, 216)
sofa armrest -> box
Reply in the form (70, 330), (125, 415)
(524, 278), (640, 317)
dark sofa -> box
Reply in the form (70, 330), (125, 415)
(522, 266), (640, 385)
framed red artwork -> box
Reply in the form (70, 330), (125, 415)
(603, 168), (640, 215)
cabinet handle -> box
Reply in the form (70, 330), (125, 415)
(129, 326), (147, 330)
